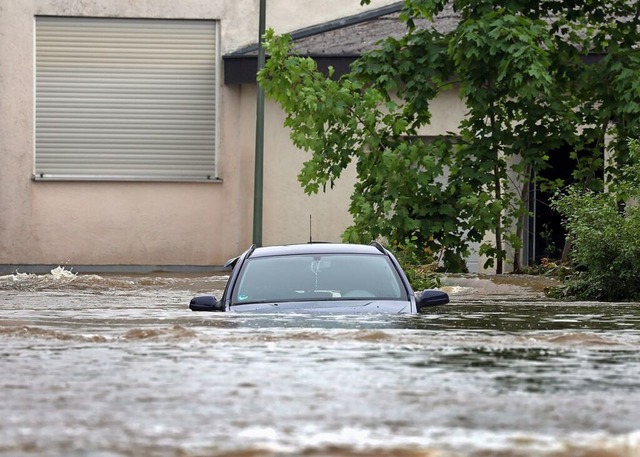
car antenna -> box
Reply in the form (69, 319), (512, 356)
(309, 215), (313, 243)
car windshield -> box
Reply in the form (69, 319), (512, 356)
(232, 253), (407, 305)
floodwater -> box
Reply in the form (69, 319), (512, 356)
(1, 268), (639, 457)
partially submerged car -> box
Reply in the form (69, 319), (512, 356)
(189, 242), (449, 314)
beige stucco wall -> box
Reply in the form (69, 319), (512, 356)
(262, 95), (359, 246)
(1, 0), (245, 268)
(0, 0), (402, 269)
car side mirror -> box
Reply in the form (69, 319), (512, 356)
(189, 295), (223, 312)
(416, 289), (449, 311)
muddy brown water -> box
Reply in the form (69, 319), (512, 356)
(1, 269), (639, 457)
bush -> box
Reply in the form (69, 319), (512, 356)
(550, 140), (640, 300)
(388, 238), (442, 291)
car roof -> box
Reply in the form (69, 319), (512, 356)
(247, 243), (386, 258)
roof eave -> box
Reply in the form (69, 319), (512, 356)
(228, 1), (403, 56)
(223, 54), (359, 85)
(223, 1), (403, 85)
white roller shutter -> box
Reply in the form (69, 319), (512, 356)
(35, 17), (219, 181)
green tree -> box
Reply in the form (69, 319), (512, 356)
(258, 0), (640, 273)
(550, 140), (640, 301)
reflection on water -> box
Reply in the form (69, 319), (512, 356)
(1, 269), (639, 457)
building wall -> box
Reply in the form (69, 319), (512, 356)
(0, 0), (400, 270)
(262, 92), (359, 245)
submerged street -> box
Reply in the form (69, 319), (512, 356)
(1, 269), (639, 457)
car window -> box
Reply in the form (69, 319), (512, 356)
(232, 254), (407, 305)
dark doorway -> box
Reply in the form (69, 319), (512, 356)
(528, 143), (603, 265)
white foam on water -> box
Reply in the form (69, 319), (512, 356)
(49, 265), (77, 280)
(232, 425), (640, 457)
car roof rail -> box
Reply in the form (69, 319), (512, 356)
(370, 241), (386, 254)
(245, 244), (257, 257)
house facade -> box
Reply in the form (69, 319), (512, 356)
(3, 0), (443, 273)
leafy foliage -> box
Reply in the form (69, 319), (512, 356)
(388, 237), (442, 290)
(551, 140), (640, 301)
(258, 0), (640, 272)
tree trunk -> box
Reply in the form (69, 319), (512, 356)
(489, 106), (503, 274)
(560, 235), (572, 264)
